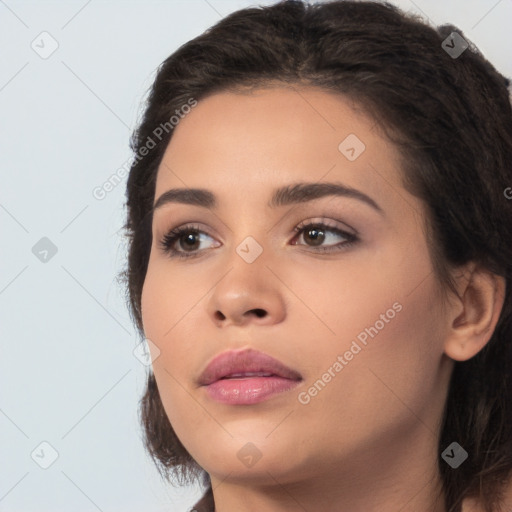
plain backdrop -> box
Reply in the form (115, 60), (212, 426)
(1, 0), (511, 511)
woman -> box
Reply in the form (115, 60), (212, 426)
(120, 1), (512, 510)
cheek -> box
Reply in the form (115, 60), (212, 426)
(140, 264), (184, 386)
(140, 267), (200, 421)
(333, 275), (445, 419)
(141, 268), (222, 464)
(141, 257), (199, 344)
(140, 266), (166, 344)
(292, 282), (445, 461)
(298, 245), (445, 416)
(140, 258), (210, 389)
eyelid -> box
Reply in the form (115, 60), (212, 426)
(158, 216), (359, 259)
(156, 216), (356, 243)
(155, 220), (220, 241)
(293, 217), (358, 237)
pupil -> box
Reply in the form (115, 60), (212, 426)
(307, 227), (324, 246)
(183, 232), (199, 249)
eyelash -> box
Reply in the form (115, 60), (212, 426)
(158, 220), (359, 260)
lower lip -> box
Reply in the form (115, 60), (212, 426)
(203, 376), (301, 405)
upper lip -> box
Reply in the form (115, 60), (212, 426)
(198, 348), (303, 386)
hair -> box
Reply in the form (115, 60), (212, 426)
(119, 1), (512, 510)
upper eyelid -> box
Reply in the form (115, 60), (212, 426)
(152, 197), (365, 232)
(160, 217), (353, 232)
(161, 219), (356, 244)
(152, 208), (234, 236)
(154, 208), (359, 234)
(155, 221), (219, 241)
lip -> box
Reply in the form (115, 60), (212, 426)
(198, 348), (303, 405)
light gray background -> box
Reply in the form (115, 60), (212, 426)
(1, 0), (511, 511)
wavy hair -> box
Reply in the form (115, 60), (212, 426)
(119, 1), (512, 510)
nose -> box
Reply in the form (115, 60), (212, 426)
(205, 260), (287, 328)
(214, 306), (268, 324)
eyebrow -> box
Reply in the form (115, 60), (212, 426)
(153, 182), (384, 216)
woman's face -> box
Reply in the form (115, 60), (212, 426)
(141, 86), (454, 492)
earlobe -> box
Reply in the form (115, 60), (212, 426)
(443, 264), (506, 362)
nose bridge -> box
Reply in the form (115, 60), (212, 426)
(205, 228), (286, 327)
(220, 231), (271, 299)
(220, 203), (273, 266)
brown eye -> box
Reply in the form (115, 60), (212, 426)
(302, 226), (326, 246)
(159, 224), (218, 259)
(292, 222), (358, 252)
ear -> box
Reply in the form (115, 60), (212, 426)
(443, 262), (506, 362)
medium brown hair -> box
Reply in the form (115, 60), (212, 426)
(119, 1), (512, 510)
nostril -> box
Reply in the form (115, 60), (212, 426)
(251, 309), (266, 318)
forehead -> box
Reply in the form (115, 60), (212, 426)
(154, 86), (409, 217)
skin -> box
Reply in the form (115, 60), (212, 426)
(140, 86), (506, 512)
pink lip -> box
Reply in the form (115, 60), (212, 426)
(198, 348), (303, 405)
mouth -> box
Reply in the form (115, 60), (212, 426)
(219, 372), (276, 379)
(198, 349), (303, 405)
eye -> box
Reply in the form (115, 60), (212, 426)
(158, 220), (359, 259)
(158, 223), (219, 259)
(291, 220), (358, 252)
